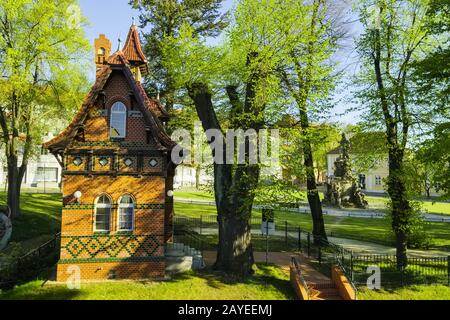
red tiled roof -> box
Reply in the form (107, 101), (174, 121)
(135, 81), (170, 120)
(44, 63), (175, 153)
(43, 66), (112, 152)
(107, 51), (130, 65)
(44, 24), (173, 153)
(122, 25), (147, 64)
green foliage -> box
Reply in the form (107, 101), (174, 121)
(0, 0), (90, 193)
(254, 176), (305, 208)
(412, 0), (450, 100)
(0, 242), (24, 262)
(417, 123), (450, 199)
(385, 199), (433, 249)
(280, 122), (341, 184)
(162, 23), (226, 88)
(130, 0), (228, 107)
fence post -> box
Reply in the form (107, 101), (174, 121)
(307, 233), (311, 257)
(350, 251), (354, 282)
(200, 216), (203, 235)
(285, 221), (288, 245)
(298, 228), (302, 252)
(447, 256), (450, 287)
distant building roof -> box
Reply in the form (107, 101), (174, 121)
(327, 147), (341, 155)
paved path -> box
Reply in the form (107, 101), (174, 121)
(198, 227), (449, 257)
(328, 237), (449, 257)
(203, 251), (329, 281)
(175, 197), (450, 223)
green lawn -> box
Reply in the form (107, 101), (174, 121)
(365, 195), (450, 216)
(0, 193), (61, 256)
(358, 285), (450, 300)
(174, 202), (450, 251)
(175, 190), (214, 201)
(0, 264), (294, 300)
(0, 192), (448, 255)
(175, 189), (450, 216)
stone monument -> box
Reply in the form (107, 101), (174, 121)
(324, 134), (368, 209)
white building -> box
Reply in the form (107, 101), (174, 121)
(326, 147), (388, 194)
(173, 165), (213, 189)
(0, 135), (62, 192)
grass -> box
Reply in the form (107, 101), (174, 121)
(358, 285), (450, 300)
(175, 190), (214, 201)
(176, 189), (450, 216)
(174, 202), (450, 251)
(0, 191), (448, 254)
(0, 193), (61, 255)
(0, 264), (294, 300)
(365, 195), (450, 216)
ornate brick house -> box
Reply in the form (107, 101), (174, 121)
(44, 23), (177, 282)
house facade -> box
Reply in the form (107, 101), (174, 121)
(44, 24), (177, 282)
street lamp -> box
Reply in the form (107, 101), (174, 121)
(74, 191), (82, 203)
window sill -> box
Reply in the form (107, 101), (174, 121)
(116, 230), (134, 235)
(94, 231), (110, 235)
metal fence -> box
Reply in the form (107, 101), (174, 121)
(0, 233), (60, 290)
(173, 215), (450, 288)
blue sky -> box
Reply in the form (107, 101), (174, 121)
(78, 0), (359, 124)
(78, 0), (234, 51)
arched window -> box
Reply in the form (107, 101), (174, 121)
(95, 194), (112, 232)
(118, 195), (134, 231)
(97, 47), (106, 56)
(110, 102), (127, 138)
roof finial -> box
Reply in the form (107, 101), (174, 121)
(132, 17), (136, 26)
(117, 33), (122, 51)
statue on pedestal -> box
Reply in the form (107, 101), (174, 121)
(324, 134), (368, 209)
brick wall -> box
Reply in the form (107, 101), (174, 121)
(83, 72), (148, 143)
(57, 66), (173, 282)
(57, 261), (165, 282)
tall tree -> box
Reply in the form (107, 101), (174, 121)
(270, 0), (345, 242)
(413, 0), (449, 199)
(162, 0), (295, 274)
(130, 0), (228, 116)
(0, 0), (90, 218)
(355, 0), (436, 267)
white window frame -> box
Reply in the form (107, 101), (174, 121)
(110, 102), (127, 139)
(117, 194), (135, 232)
(375, 175), (382, 186)
(94, 194), (112, 232)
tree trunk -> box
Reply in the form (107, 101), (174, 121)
(6, 157), (21, 219)
(387, 145), (410, 269)
(299, 110), (327, 243)
(187, 83), (256, 276)
(195, 166), (201, 190)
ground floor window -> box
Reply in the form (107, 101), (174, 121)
(35, 167), (58, 182)
(95, 194), (112, 232)
(118, 195), (134, 231)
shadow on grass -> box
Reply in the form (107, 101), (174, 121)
(165, 263), (295, 299)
